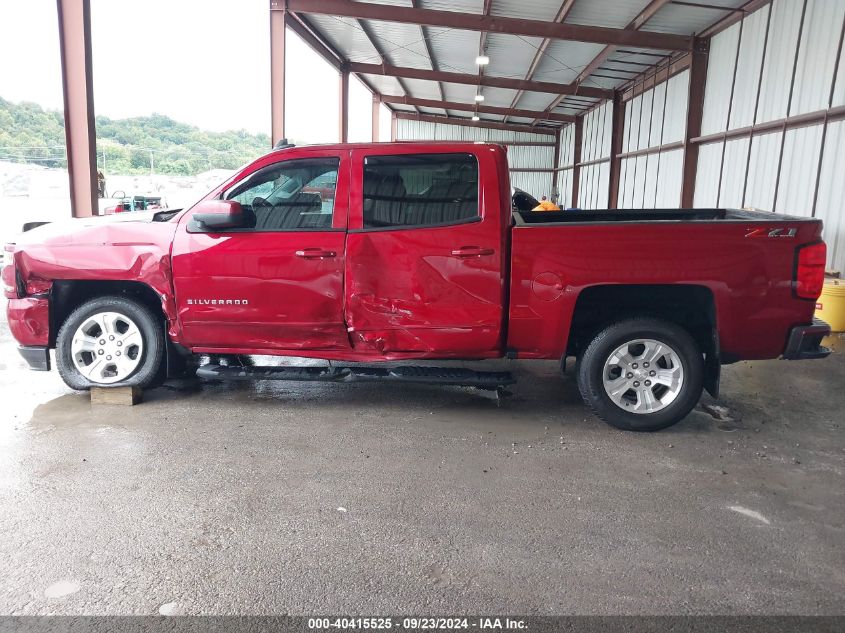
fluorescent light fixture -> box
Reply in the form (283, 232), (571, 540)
(475, 54), (490, 66)
(474, 94), (485, 102)
(471, 115), (480, 122)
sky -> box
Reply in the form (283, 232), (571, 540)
(0, 0), (383, 142)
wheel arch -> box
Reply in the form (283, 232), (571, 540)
(49, 280), (165, 348)
(566, 284), (720, 397)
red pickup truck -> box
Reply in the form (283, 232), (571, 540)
(3, 142), (831, 431)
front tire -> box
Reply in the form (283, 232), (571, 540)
(56, 296), (165, 390)
(576, 318), (704, 431)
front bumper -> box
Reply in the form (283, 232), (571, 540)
(782, 318), (832, 360)
(18, 346), (51, 371)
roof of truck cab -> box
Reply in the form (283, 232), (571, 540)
(266, 141), (506, 156)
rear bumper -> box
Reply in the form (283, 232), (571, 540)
(782, 318), (832, 360)
(18, 346), (51, 371)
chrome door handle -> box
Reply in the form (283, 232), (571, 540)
(450, 246), (494, 258)
(295, 248), (337, 259)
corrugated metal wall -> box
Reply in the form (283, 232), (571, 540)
(557, 123), (576, 206)
(619, 70), (689, 208)
(395, 118), (556, 200)
(619, 0), (844, 272)
(578, 100), (613, 209)
(693, 0), (845, 272)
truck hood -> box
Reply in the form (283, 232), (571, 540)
(12, 211), (179, 248)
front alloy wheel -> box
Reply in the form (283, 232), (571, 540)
(56, 295), (165, 390)
(70, 312), (144, 384)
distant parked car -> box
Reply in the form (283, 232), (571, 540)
(101, 192), (167, 215)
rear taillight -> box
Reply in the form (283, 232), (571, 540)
(795, 242), (826, 300)
(2, 244), (17, 299)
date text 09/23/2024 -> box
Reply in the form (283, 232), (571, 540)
(307, 618), (527, 630)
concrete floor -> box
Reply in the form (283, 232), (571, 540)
(0, 318), (843, 616)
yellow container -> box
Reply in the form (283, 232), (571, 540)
(816, 278), (845, 332)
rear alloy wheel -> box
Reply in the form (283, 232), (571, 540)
(576, 318), (703, 431)
(56, 296), (165, 390)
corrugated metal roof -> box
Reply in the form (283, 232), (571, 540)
(530, 40), (609, 86)
(565, 0), (651, 29)
(360, 73), (407, 98)
(484, 33), (546, 84)
(491, 0), (564, 22)
(306, 14), (380, 62)
(418, 0), (482, 14)
(425, 26), (480, 76)
(296, 0), (774, 135)
(400, 77), (444, 101)
(643, 3), (737, 36)
(360, 18), (434, 70)
(477, 86), (520, 108)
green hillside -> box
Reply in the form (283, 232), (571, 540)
(0, 96), (272, 176)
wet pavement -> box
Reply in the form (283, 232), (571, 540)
(0, 316), (843, 615)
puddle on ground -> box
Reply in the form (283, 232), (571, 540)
(43, 580), (80, 599)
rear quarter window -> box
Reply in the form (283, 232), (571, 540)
(362, 153), (478, 229)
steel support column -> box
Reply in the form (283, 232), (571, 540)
(339, 67), (349, 143)
(680, 38), (709, 208)
(552, 128), (561, 202)
(607, 91), (625, 207)
(56, 0), (97, 218)
(571, 116), (583, 208)
(270, 2), (287, 145)
(371, 94), (380, 142)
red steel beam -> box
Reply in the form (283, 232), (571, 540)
(339, 67), (349, 143)
(571, 116), (583, 207)
(535, 0), (673, 124)
(270, 6), (287, 145)
(380, 95), (576, 122)
(394, 112), (557, 136)
(282, 0), (693, 50)
(371, 94), (380, 142)
(56, 0), (98, 217)
(348, 61), (613, 100)
(607, 91), (625, 207)
(552, 127), (562, 200)
(680, 39), (709, 207)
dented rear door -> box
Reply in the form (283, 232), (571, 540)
(344, 144), (506, 358)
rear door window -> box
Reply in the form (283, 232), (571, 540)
(362, 153), (478, 229)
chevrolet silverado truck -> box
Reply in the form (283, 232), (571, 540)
(2, 142), (832, 431)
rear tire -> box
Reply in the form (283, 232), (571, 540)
(576, 318), (703, 431)
(56, 296), (165, 391)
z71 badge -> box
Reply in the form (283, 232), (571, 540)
(745, 227), (798, 238)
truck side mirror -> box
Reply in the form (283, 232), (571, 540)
(191, 200), (245, 231)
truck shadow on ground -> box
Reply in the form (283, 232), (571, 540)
(24, 363), (727, 437)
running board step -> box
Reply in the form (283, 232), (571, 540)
(196, 364), (515, 389)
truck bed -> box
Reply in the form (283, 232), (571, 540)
(513, 207), (808, 225)
(506, 207), (824, 362)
